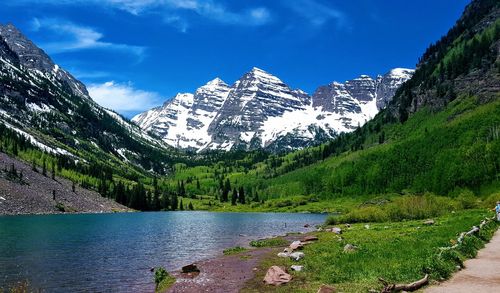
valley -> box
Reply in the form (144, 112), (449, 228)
(0, 0), (499, 292)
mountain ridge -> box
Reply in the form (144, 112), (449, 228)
(133, 67), (414, 152)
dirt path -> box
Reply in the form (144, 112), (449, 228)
(166, 248), (275, 293)
(426, 230), (500, 293)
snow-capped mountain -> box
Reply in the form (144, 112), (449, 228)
(133, 67), (414, 152)
(0, 23), (176, 172)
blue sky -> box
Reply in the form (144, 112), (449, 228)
(1, 0), (470, 117)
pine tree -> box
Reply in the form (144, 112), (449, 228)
(253, 191), (259, 202)
(9, 163), (16, 178)
(221, 178), (231, 202)
(196, 178), (200, 190)
(378, 131), (385, 144)
(160, 191), (171, 210)
(231, 188), (238, 206)
(238, 186), (245, 204)
(72, 182), (76, 193)
(188, 202), (194, 210)
(42, 158), (47, 176)
(51, 161), (56, 180)
(32, 159), (37, 172)
(180, 181), (186, 197)
(179, 199), (184, 210)
(171, 193), (178, 211)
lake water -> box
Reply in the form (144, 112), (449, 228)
(0, 211), (327, 292)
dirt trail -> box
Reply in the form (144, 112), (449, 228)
(426, 230), (500, 293)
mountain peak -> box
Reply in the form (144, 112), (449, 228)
(387, 68), (415, 78)
(244, 67), (282, 83)
(205, 77), (227, 87)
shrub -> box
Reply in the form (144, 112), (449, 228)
(154, 267), (175, 292)
(386, 194), (455, 221)
(327, 194), (456, 224)
(327, 206), (388, 225)
(455, 189), (478, 209)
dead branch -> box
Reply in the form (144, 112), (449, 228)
(379, 274), (429, 293)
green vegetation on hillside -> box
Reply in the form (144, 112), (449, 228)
(151, 2), (500, 213)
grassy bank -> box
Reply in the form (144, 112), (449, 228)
(241, 209), (498, 293)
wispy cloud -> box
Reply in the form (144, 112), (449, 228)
(88, 81), (163, 115)
(8, 1), (272, 32)
(30, 18), (146, 59)
(285, 0), (347, 28)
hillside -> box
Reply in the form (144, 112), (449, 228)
(156, 0), (500, 213)
(0, 152), (129, 215)
(0, 23), (192, 212)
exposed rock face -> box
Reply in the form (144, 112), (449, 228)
(207, 67), (311, 150)
(0, 23), (89, 98)
(0, 23), (172, 173)
(133, 67), (413, 152)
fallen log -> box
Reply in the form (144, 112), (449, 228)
(378, 274), (429, 293)
(439, 216), (494, 253)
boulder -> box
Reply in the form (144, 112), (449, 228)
(181, 263), (200, 273)
(317, 284), (336, 293)
(364, 224), (370, 229)
(331, 227), (342, 234)
(302, 235), (319, 242)
(277, 252), (290, 258)
(289, 240), (303, 251)
(263, 266), (292, 286)
(343, 244), (357, 253)
(291, 265), (303, 271)
(290, 252), (305, 261)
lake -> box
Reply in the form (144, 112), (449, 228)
(0, 211), (327, 292)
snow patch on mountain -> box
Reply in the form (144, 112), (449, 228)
(133, 67), (414, 152)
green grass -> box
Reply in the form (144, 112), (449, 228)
(250, 237), (289, 248)
(223, 246), (248, 255)
(242, 209), (498, 293)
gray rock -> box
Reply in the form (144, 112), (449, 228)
(289, 252), (305, 261)
(343, 244), (357, 253)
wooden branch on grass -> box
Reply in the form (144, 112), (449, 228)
(378, 274), (429, 293)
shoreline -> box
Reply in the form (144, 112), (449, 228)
(164, 231), (308, 293)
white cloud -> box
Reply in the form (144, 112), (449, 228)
(7, 1), (271, 31)
(88, 81), (163, 114)
(285, 0), (347, 28)
(31, 18), (146, 58)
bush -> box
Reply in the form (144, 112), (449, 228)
(327, 206), (388, 225)
(455, 189), (478, 209)
(154, 267), (175, 292)
(327, 194), (456, 224)
(483, 192), (500, 209)
(386, 194), (455, 221)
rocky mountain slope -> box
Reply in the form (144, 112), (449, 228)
(0, 23), (179, 175)
(133, 67), (413, 152)
(0, 152), (129, 215)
